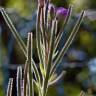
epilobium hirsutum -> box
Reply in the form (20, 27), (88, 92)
(0, 0), (84, 96)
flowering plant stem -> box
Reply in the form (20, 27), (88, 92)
(0, 0), (84, 96)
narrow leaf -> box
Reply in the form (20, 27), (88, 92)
(0, 8), (27, 56)
(48, 71), (66, 86)
(7, 78), (13, 96)
(51, 11), (85, 76)
(27, 33), (34, 96)
(23, 60), (28, 96)
(31, 59), (41, 83)
(42, 19), (57, 96)
(54, 5), (72, 52)
(17, 66), (22, 96)
(36, 6), (44, 68)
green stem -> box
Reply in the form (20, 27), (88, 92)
(27, 33), (34, 96)
(42, 20), (57, 96)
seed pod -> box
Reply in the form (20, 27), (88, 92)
(38, 0), (45, 8)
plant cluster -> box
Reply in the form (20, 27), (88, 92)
(0, 0), (84, 96)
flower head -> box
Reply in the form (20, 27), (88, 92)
(56, 7), (68, 19)
(48, 4), (68, 20)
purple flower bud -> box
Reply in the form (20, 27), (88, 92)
(48, 4), (55, 19)
(48, 4), (68, 20)
(56, 7), (68, 19)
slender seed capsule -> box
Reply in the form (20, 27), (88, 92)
(38, 0), (45, 8)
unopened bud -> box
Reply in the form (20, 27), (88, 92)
(49, 4), (55, 19)
(56, 7), (68, 20)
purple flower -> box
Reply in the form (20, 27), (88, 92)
(48, 4), (68, 18)
(56, 7), (68, 17)
(48, 4), (68, 20)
